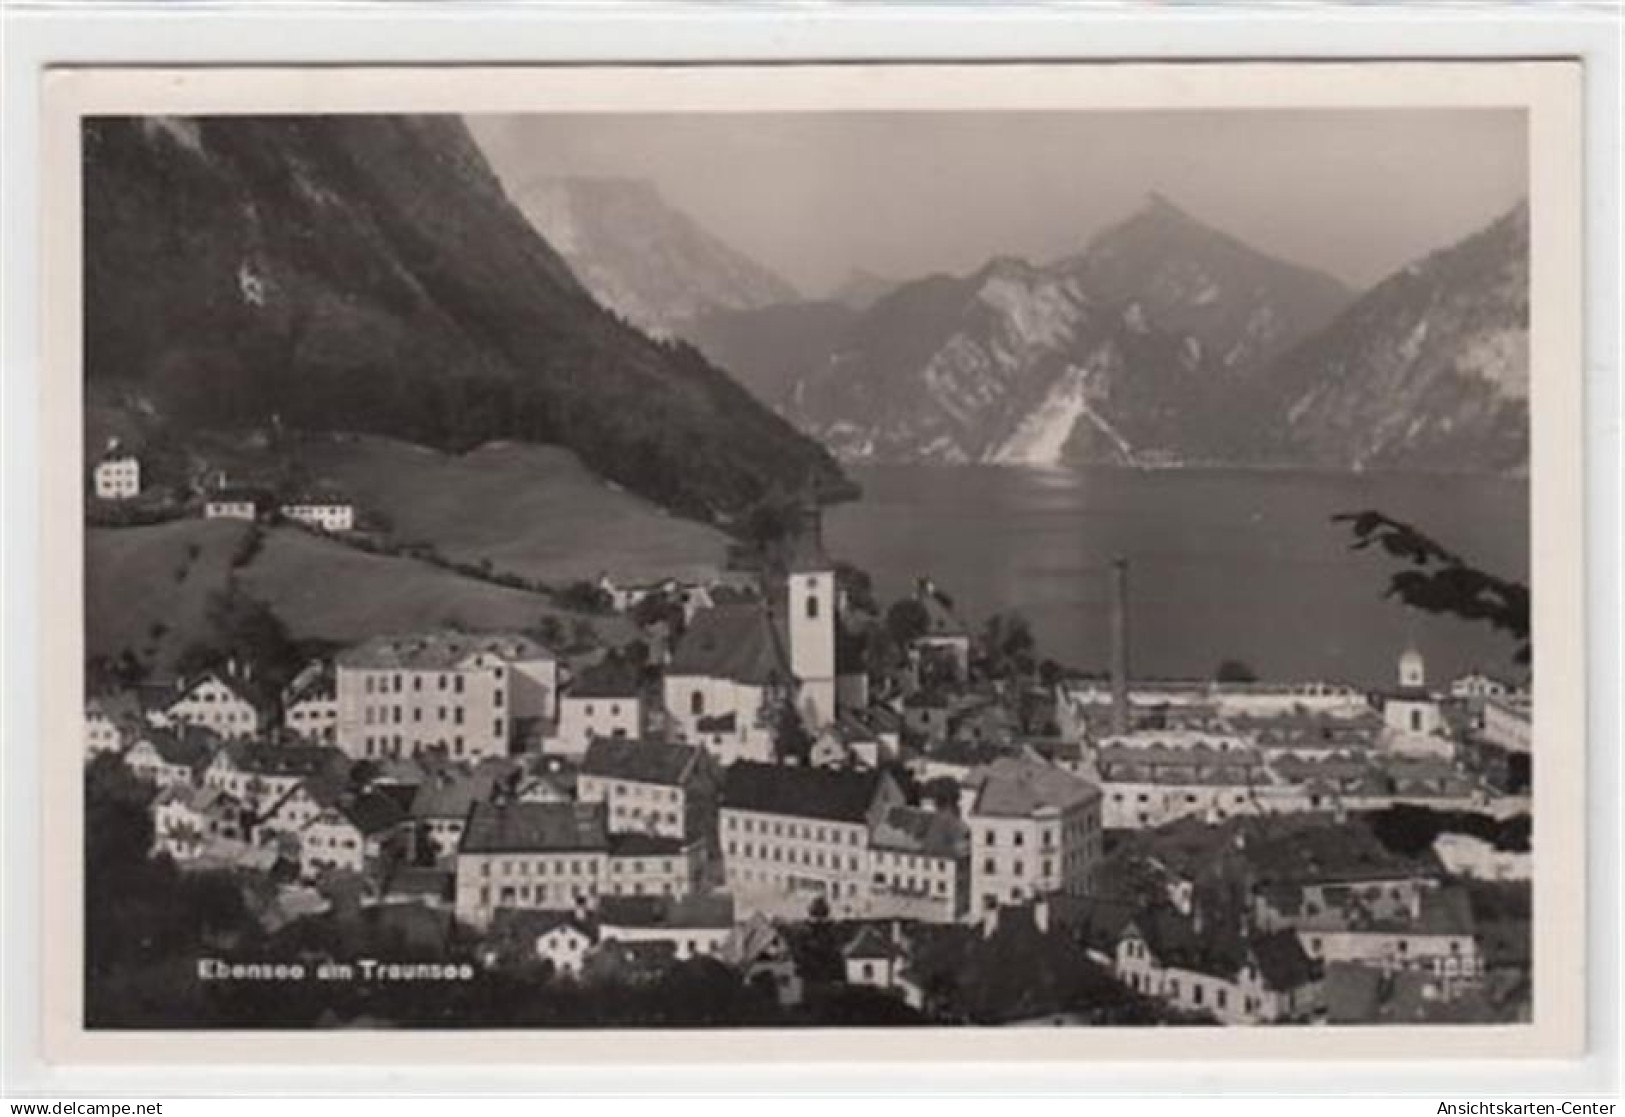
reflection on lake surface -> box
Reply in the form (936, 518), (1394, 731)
(826, 465), (1530, 689)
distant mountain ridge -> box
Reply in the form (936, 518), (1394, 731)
(505, 175), (800, 338)
(83, 116), (845, 525)
(774, 195), (1360, 467)
(698, 194), (1528, 474)
(1265, 200), (1530, 472)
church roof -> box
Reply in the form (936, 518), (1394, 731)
(668, 603), (793, 687)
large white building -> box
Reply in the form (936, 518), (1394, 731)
(720, 761), (905, 919)
(966, 755), (1103, 915)
(553, 662), (644, 757)
(576, 736), (715, 842)
(334, 631), (559, 761)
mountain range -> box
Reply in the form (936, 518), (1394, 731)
(664, 192), (1529, 473)
(503, 175), (799, 338)
(83, 116), (845, 526)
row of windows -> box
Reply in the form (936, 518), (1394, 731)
(361, 670), (504, 696)
(591, 780), (681, 803)
(723, 814), (861, 845)
(873, 871), (950, 896)
(363, 703), (496, 726)
(979, 856), (1056, 879)
(727, 841), (861, 872)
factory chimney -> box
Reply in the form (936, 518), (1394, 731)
(1109, 556), (1130, 735)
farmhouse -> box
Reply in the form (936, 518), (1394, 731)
(158, 665), (273, 741)
(92, 447), (141, 500)
(279, 491), (355, 533)
(203, 486), (275, 522)
(123, 726), (219, 788)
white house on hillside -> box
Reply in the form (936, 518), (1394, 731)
(93, 446), (142, 500)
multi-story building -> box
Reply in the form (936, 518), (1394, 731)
(92, 451), (141, 500)
(203, 740), (340, 816)
(158, 666), (271, 741)
(663, 602), (793, 767)
(720, 761), (904, 919)
(123, 726), (218, 789)
(1093, 739), (1270, 829)
(867, 804), (970, 923)
(282, 661), (339, 743)
(966, 755), (1103, 915)
(151, 784), (246, 862)
(604, 833), (703, 900)
(597, 894), (737, 962)
(298, 791), (411, 878)
(334, 631), (558, 761)
(454, 801), (611, 929)
(576, 737), (715, 842)
(85, 692), (147, 757)
(553, 662), (644, 756)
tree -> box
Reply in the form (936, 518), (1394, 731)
(1214, 659), (1259, 683)
(1334, 510), (1530, 664)
(978, 612), (1036, 680)
(835, 562), (878, 616)
(884, 598), (931, 646)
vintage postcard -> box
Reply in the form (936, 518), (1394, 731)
(37, 61), (1585, 1064)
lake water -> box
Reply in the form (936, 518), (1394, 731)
(825, 465), (1530, 690)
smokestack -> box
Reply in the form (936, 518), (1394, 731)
(1110, 556), (1130, 735)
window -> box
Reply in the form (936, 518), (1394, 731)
(691, 691), (704, 716)
(806, 594), (820, 620)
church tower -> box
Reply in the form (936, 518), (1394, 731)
(1399, 643), (1426, 690)
(786, 497), (836, 729)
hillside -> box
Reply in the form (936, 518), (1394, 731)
(83, 116), (844, 527)
(683, 300), (860, 408)
(86, 518), (635, 675)
(294, 435), (728, 583)
(501, 176), (799, 338)
(1265, 201), (1530, 472)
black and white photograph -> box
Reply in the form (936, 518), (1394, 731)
(52, 63), (1584, 1049)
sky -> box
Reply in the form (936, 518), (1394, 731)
(468, 109), (1527, 298)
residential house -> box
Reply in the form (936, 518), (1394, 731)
(721, 912), (803, 1007)
(843, 924), (909, 993)
(484, 909), (598, 978)
(966, 755), (1103, 915)
(204, 740), (340, 816)
(203, 486), (275, 522)
(605, 832), (703, 900)
(158, 665), (273, 740)
(151, 784), (247, 862)
(299, 790), (412, 878)
(1114, 910), (1323, 1024)
(576, 736), (715, 842)
(1291, 886), (1482, 981)
(282, 661), (339, 743)
(454, 801), (611, 929)
(598, 893), (737, 961)
(720, 761), (905, 919)
(85, 692), (148, 758)
(1093, 739), (1270, 829)
(92, 448), (141, 500)
(123, 725), (219, 788)
(334, 630), (559, 761)
(867, 804), (970, 924)
(907, 576), (972, 680)
(278, 492), (355, 533)
(409, 765), (504, 863)
(553, 662), (645, 756)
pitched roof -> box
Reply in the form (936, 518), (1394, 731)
(409, 768), (501, 819)
(283, 661), (336, 704)
(136, 725), (220, 768)
(722, 761), (889, 825)
(598, 893), (736, 931)
(171, 668), (275, 713)
(567, 661), (643, 700)
(970, 755), (1101, 818)
(915, 584), (968, 638)
(217, 740), (339, 780)
(1249, 929), (1321, 992)
(607, 833), (690, 858)
(668, 603), (792, 687)
(460, 801), (608, 854)
(870, 805), (969, 859)
(336, 630), (553, 670)
(844, 924), (905, 962)
(580, 737), (700, 788)
(333, 790), (409, 836)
